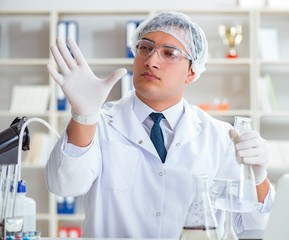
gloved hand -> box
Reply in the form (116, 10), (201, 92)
(47, 37), (127, 125)
(229, 129), (268, 185)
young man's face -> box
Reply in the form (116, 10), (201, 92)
(133, 31), (195, 111)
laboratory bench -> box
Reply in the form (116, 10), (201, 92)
(41, 230), (265, 240)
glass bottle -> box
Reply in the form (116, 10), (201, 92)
(180, 175), (220, 240)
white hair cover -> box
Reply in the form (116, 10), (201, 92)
(131, 11), (208, 80)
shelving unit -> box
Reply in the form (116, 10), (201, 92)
(0, 7), (288, 237)
(255, 10), (289, 183)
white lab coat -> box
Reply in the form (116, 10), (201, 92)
(45, 92), (272, 238)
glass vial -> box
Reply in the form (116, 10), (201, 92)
(180, 175), (220, 240)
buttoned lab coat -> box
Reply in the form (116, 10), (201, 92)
(45, 92), (271, 238)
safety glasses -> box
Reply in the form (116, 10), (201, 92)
(135, 39), (192, 64)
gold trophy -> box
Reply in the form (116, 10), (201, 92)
(219, 24), (243, 58)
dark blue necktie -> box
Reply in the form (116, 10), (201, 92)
(149, 112), (167, 163)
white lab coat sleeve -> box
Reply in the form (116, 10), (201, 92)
(233, 184), (275, 234)
(45, 131), (101, 197)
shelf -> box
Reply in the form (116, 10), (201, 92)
(259, 111), (289, 117)
(36, 213), (51, 220)
(86, 58), (134, 65)
(22, 163), (46, 169)
(208, 110), (252, 117)
(58, 9), (151, 15)
(0, 111), (50, 117)
(56, 214), (85, 221)
(0, 59), (50, 66)
(259, 9), (289, 14)
(207, 58), (251, 65)
(0, 10), (51, 15)
(259, 59), (289, 65)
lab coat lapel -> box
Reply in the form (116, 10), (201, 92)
(104, 95), (158, 157)
(168, 102), (203, 156)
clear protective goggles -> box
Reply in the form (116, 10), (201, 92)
(135, 39), (192, 64)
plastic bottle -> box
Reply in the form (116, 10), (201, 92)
(13, 180), (36, 232)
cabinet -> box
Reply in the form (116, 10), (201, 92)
(0, 7), (288, 237)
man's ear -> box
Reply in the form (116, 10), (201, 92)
(185, 68), (196, 84)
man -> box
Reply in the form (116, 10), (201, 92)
(46, 11), (273, 238)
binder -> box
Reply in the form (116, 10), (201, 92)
(121, 72), (134, 96)
(56, 84), (66, 111)
(57, 196), (76, 214)
(126, 20), (141, 58)
(57, 20), (79, 46)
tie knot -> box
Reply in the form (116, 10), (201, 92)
(149, 112), (165, 124)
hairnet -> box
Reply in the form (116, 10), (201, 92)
(131, 11), (208, 81)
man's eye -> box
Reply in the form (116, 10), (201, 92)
(139, 45), (153, 52)
(163, 48), (179, 59)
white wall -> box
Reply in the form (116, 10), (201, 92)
(0, 0), (237, 11)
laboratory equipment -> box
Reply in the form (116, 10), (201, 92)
(0, 117), (30, 165)
(14, 180), (36, 232)
(219, 180), (238, 240)
(210, 116), (258, 213)
(0, 116), (59, 239)
(0, 117), (30, 240)
(180, 175), (220, 240)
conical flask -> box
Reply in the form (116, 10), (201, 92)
(210, 116), (258, 213)
(220, 180), (238, 240)
(233, 116), (258, 212)
(180, 175), (220, 240)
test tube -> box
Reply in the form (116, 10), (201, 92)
(0, 165), (8, 222)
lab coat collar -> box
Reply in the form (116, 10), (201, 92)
(167, 99), (203, 156)
(133, 94), (184, 132)
(103, 92), (203, 161)
(103, 92), (157, 157)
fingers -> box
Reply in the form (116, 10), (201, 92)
(229, 129), (239, 142)
(240, 155), (266, 165)
(235, 131), (264, 150)
(50, 41), (71, 75)
(106, 68), (128, 85)
(236, 138), (263, 150)
(50, 38), (79, 75)
(235, 136), (267, 166)
(242, 157), (260, 165)
(238, 130), (259, 141)
(67, 37), (87, 66)
(236, 147), (261, 165)
(47, 63), (64, 85)
(236, 146), (262, 157)
(231, 128), (267, 165)
(56, 38), (78, 70)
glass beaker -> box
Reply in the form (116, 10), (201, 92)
(180, 175), (220, 240)
(210, 116), (258, 213)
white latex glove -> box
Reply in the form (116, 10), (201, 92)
(47, 37), (127, 125)
(229, 129), (268, 185)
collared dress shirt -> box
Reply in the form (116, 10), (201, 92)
(45, 91), (273, 238)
